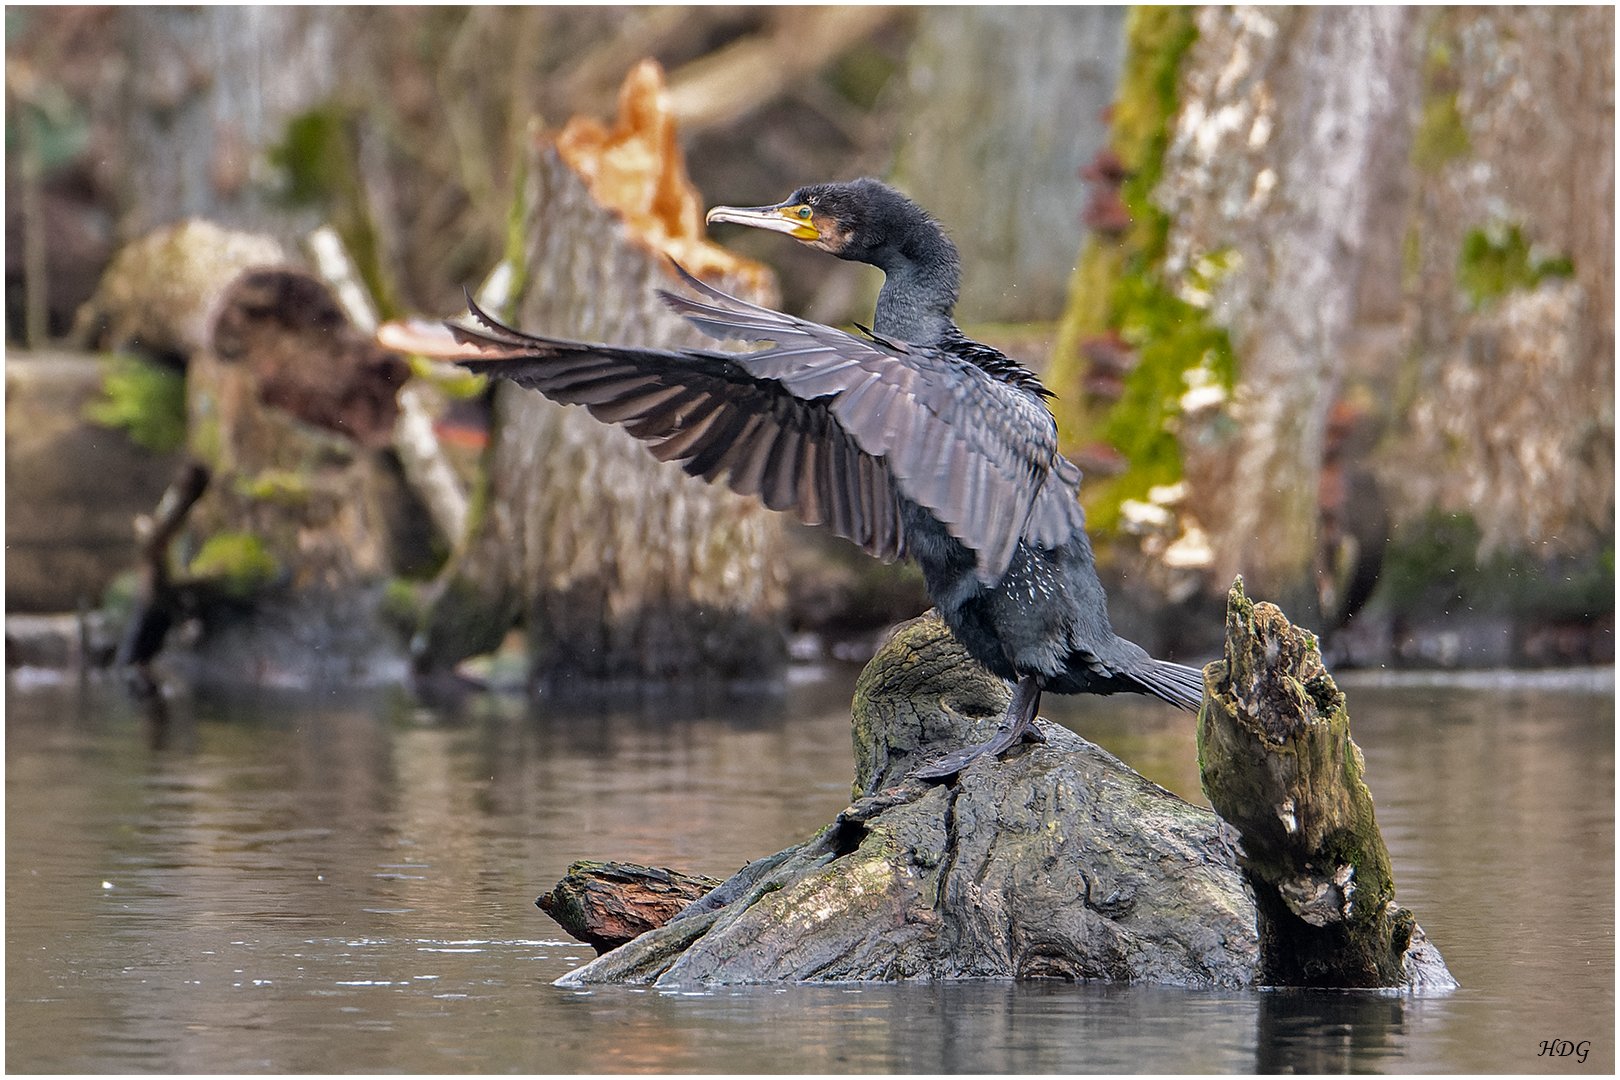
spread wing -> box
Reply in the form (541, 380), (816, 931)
(449, 264), (1086, 583)
(448, 307), (906, 563)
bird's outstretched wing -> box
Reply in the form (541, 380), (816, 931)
(449, 305), (906, 563)
(450, 265), (1086, 582)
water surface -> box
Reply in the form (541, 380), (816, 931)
(7, 666), (1612, 1072)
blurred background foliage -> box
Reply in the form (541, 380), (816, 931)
(5, 5), (1612, 671)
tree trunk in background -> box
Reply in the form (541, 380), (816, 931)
(890, 6), (1126, 324)
(1389, 7), (1614, 560)
(1156, 6), (1418, 615)
(180, 261), (419, 689)
(114, 7), (338, 246)
(422, 140), (787, 690)
(1061, 6), (1612, 655)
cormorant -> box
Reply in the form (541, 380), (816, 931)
(449, 178), (1204, 778)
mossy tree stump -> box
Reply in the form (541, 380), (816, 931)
(1197, 579), (1452, 989)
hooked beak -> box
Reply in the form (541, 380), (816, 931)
(705, 203), (820, 241)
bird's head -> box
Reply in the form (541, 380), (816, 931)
(706, 178), (951, 272)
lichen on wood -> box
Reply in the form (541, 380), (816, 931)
(1198, 579), (1451, 989)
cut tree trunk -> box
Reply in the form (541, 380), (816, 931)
(418, 63), (788, 689)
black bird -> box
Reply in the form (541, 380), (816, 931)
(449, 178), (1204, 778)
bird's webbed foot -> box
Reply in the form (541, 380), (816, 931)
(912, 674), (1044, 782)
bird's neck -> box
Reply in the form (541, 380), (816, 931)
(870, 239), (960, 346)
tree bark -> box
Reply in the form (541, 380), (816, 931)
(1156, 6), (1419, 614)
(537, 862), (724, 955)
(1057, 6), (1612, 639)
(1388, 7), (1614, 560)
(114, 7), (338, 246)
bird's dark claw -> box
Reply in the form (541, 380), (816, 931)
(911, 718), (1044, 782)
(912, 742), (989, 782)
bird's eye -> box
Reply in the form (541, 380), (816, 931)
(795, 206), (812, 220)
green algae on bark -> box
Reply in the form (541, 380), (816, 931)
(1047, 5), (1238, 536)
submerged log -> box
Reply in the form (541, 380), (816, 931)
(546, 600), (1455, 989)
(1198, 579), (1456, 990)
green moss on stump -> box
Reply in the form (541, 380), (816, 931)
(234, 468), (313, 506)
(188, 531), (279, 599)
(1198, 579), (1412, 987)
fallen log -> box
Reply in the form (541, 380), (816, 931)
(551, 611), (1260, 986)
(540, 593), (1455, 990)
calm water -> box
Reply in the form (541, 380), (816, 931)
(7, 664), (1613, 1073)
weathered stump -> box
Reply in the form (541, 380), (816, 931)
(1198, 579), (1456, 989)
(555, 612), (1259, 987)
(179, 264), (421, 688)
(418, 62), (788, 689)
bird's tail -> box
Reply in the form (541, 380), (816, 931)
(1128, 658), (1207, 712)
